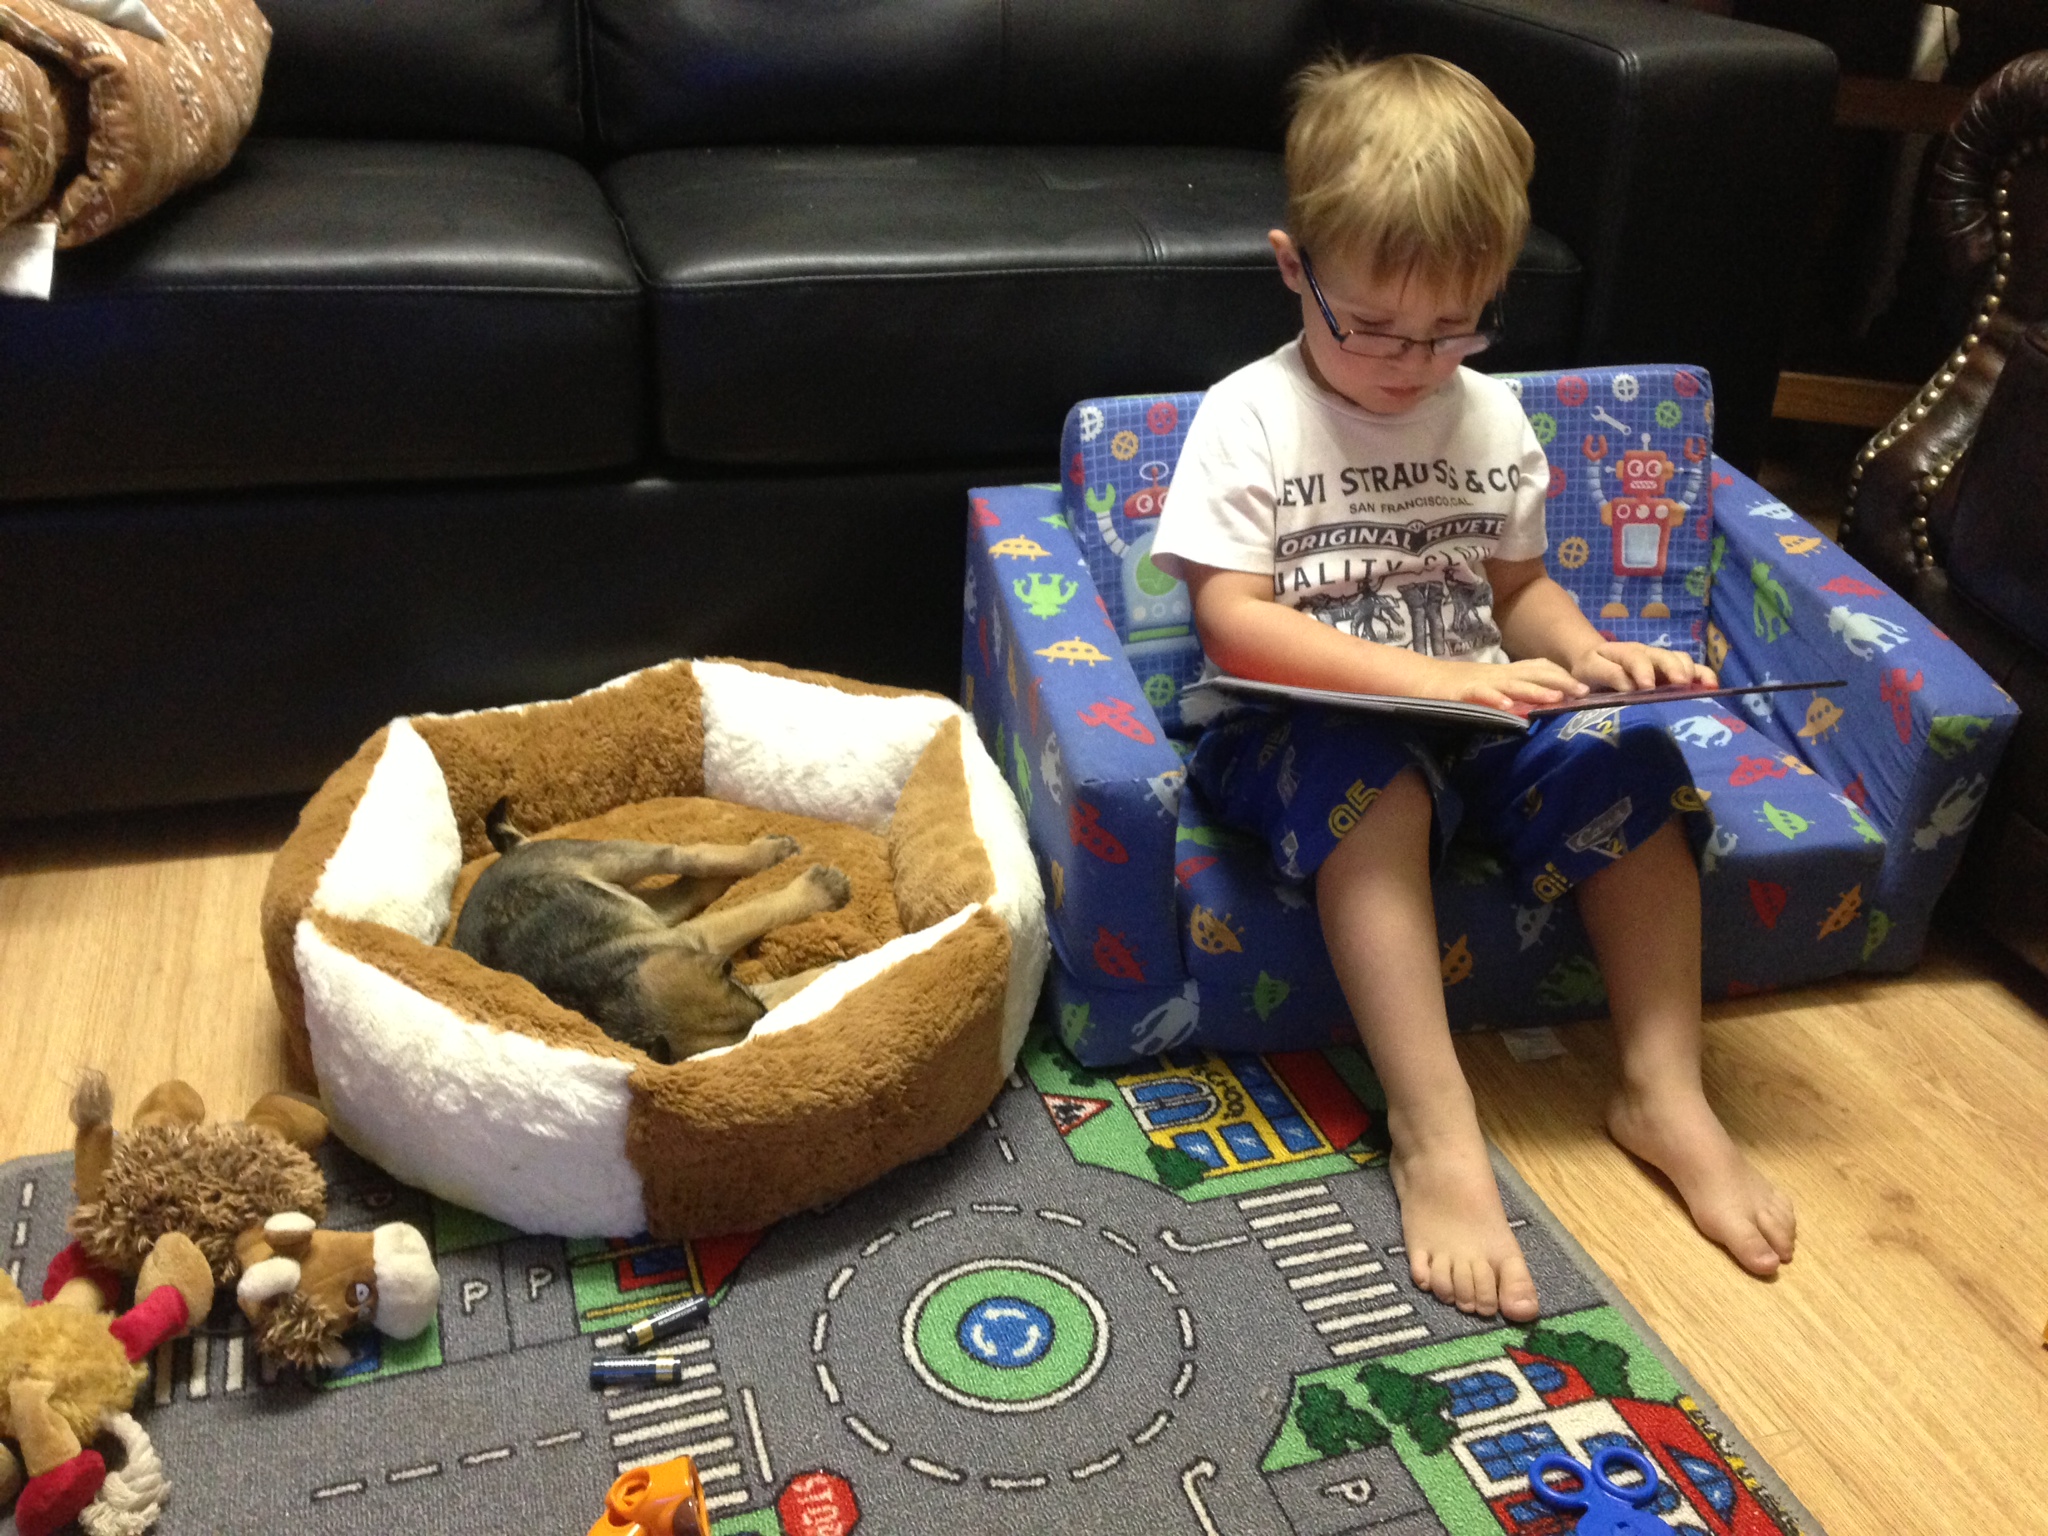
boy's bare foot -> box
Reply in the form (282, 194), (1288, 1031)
(1389, 1128), (1540, 1321)
(1606, 1083), (1797, 1276)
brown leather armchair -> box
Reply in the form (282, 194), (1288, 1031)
(1843, 51), (2048, 974)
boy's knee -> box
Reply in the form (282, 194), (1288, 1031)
(1319, 766), (1434, 878)
(1377, 765), (1434, 817)
(1337, 763), (1431, 831)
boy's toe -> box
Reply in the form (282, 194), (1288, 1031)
(1469, 1261), (1499, 1318)
(1760, 1196), (1798, 1262)
(1727, 1222), (1782, 1277)
(1451, 1258), (1479, 1313)
(1499, 1259), (1540, 1323)
(1423, 1257), (1457, 1309)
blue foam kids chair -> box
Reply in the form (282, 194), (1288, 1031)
(963, 366), (2019, 1067)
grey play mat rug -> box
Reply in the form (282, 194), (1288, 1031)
(1, 1028), (1824, 1534)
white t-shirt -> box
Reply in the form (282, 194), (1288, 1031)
(1152, 339), (1548, 665)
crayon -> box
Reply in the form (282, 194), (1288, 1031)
(625, 1295), (711, 1350)
(590, 1356), (693, 1388)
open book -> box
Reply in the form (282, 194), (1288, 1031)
(1183, 674), (1847, 733)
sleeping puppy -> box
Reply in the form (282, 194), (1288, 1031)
(452, 799), (851, 1062)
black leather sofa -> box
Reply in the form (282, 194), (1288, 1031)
(0, 0), (1836, 820)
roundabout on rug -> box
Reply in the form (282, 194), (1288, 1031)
(811, 1198), (1197, 1487)
(905, 1257), (1111, 1412)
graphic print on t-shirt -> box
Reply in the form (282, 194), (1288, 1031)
(1152, 348), (1551, 671)
(1270, 454), (1541, 658)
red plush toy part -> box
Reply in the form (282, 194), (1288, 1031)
(13, 1448), (105, 1536)
(37, 1241), (122, 1308)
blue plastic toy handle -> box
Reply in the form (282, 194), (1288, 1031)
(1529, 1445), (1664, 1511)
(1588, 1445), (1663, 1506)
(1528, 1452), (1595, 1512)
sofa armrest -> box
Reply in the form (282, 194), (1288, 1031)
(1842, 54), (2048, 622)
(1342, 0), (1836, 472)
(1707, 461), (2018, 969)
(965, 484), (1187, 993)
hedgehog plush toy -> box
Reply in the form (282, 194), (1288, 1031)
(64, 1071), (440, 1369)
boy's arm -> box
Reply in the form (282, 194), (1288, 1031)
(1490, 556), (1714, 693)
(1188, 564), (1582, 711)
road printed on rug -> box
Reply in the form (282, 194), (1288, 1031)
(0, 1031), (1813, 1535)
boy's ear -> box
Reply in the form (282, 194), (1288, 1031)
(1269, 230), (1305, 294)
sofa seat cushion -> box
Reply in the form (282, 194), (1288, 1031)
(0, 138), (643, 500)
(605, 144), (1582, 468)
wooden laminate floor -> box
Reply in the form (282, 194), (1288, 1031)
(3, 797), (2046, 1533)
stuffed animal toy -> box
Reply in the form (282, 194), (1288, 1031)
(66, 1072), (441, 1370)
(0, 1230), (211, 1536)
(232, 1212), (438, 1370)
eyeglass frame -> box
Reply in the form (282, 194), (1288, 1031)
(1297, 248), (1505, 362)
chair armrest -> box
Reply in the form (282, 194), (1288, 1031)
(1707, 461), (2018, 969)
(965, 484), (1187, 992)
(1341, 0), (1836, 471)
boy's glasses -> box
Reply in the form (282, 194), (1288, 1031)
(1299, 249), (1503, 361)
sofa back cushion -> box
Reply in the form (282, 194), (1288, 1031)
(255, 0), (585, 149)
(587, 0), (1330, 154)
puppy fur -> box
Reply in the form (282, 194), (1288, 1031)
(451, 800), (851, 1061)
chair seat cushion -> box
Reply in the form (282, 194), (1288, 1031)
(605, 145), (1581, 468)
(1, 138), (643, 500)
(1052, 696), (1889, 1064)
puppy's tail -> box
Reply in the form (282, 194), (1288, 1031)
(484, 797), (529, 856)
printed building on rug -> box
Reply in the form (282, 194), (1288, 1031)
(1266, 1317), (1802, 1535)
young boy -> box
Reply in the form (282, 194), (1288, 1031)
(1151, 54), (1796, 1322)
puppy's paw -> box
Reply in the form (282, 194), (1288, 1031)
(752, 834), (801, 866)
(805, 864), (854, 909)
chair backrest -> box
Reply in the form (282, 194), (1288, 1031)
(1059, 363), (1717, 734)
(1058, 392), (1210, 735)
(1505, 365), (1717, 654)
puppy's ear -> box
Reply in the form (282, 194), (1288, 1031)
(484, 797), (529, 855)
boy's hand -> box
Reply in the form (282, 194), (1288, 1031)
(1572, 640), (1716, 694)
(1430, 657), (1587, 711)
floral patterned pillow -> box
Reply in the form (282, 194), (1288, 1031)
(0, 0), (269, 249)
(52, 0), (164, 40)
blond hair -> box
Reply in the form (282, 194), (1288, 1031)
(1285, 54), (1534, 308)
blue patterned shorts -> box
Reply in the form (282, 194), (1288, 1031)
(1188, 703), (1705, 905)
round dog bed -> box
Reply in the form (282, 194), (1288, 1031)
(260, 659), (1046, 1240)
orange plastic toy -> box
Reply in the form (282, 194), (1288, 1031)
(587, 1454), (712, 1536)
